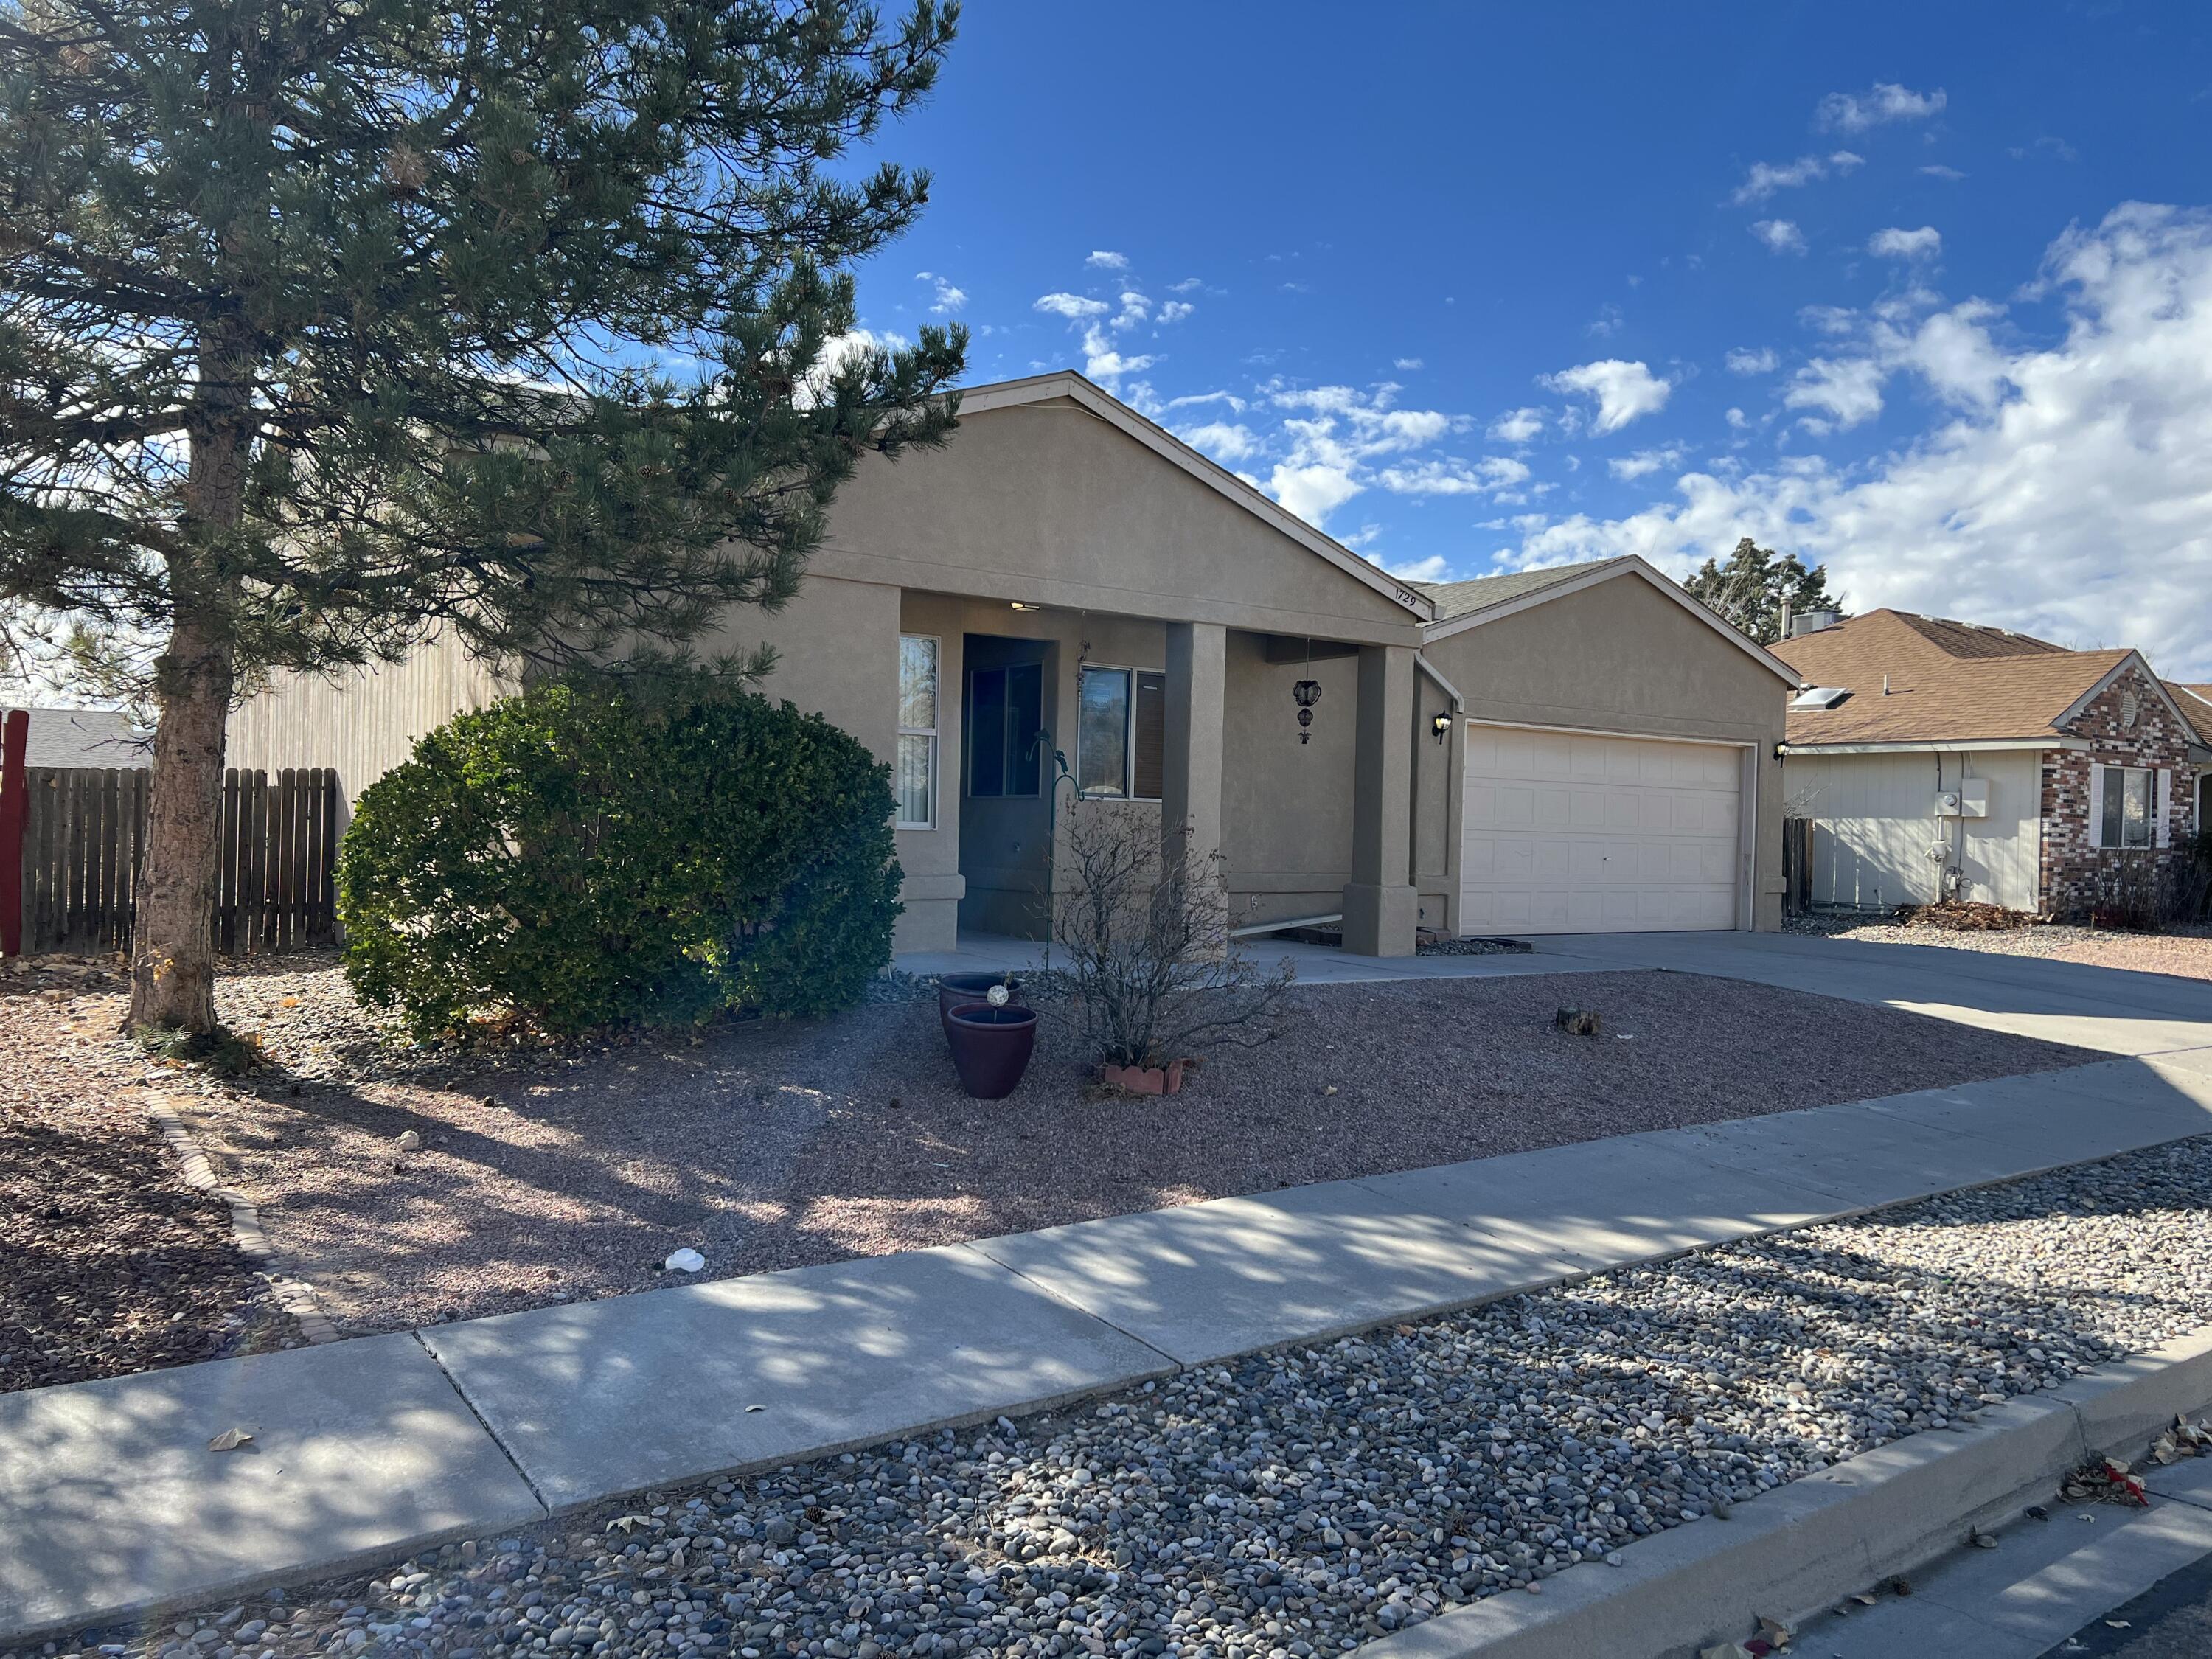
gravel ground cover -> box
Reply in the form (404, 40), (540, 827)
(1787, 911), (2212, 980)
(23, 1133), (2212, 1659)
(0, 959), (304, 1393)
(15, 954), (2092, 1338)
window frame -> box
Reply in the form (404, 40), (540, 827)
(2096, 761), (2157, 850)
(895, 633), (940, 830)
(1074, 662), (1166, 801)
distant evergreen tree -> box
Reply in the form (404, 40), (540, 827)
(1684, 538), (1843, 644)
(0, 0), (965, 1033)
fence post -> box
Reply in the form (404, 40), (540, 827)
(0, 710), (26, 957)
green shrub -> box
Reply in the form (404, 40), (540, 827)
(337, 679), (902, 1037)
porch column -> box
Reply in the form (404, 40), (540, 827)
(1161, 621), (1228, 872)
(1343, 642), (1419, 956)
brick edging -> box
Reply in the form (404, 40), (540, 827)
(141, 1095), (341, 1344)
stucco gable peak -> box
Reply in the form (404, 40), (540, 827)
(1419, 555), (1799, 684)
(953, 372), (1436, 622)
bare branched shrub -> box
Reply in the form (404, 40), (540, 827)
(1050, 803), (1295, 1070)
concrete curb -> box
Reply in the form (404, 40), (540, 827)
(142, 1096), (341, 1343)
(1358, 1325), (2212, 1659)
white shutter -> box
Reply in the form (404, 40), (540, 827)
(2087, 763), (2106, 849)
(2157, 768), (2173, 848)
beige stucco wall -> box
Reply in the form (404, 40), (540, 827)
(1221, 636), (1361, 930)
(1784, 748), (2042, 911)
(810, 399), (1427, 645)
(1419, 573), (1792, 931)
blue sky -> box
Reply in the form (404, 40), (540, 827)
(843, 1), (2212, 678)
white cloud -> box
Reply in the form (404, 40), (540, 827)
(1270, 462), (1364, 527)
(1487, 406), (1545, 443)
(1085, 250), (1129, 270)
(1110, 291), (1150, 331)
(1158, 300), (1195, 324)
(1731, 150), (1863, 206)
(1725, 347), (1781, 375)
(1034, 291), (1107, 319)
(1079, 324), (1152, 383)
(1750, 219), (1809, 256)
(1540, 359), (1673, 434)
(915, 272), (967, 314)
(1374, 456), (1531, 495)
(1800, 304), (1858, 336)
(797, 327), (909, 406)
(1608, 446), (1684, 481)
(1921, 164), (1968, 182)
(1382, 553), (1451, 582)
(1178, 421), (1262, 464)
(1492, 203), (2212, 678)
(1167, 276), (1202, 293)
(1819, 83), (1947, 133)
(1786, 355), (1888, 430)
(1394, 357), (1424, 370)
(1165, 389), (1246, 414)
(1869, 225), (1944, 260)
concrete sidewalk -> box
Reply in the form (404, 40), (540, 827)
(8, 1048), (2212, 1638)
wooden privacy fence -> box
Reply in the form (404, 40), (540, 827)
(1, 749), (339, 957)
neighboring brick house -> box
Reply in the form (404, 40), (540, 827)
(1773, 609), (2209, 918)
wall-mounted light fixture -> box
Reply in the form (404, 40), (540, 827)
(1009, 600), (1040, 612)
(1430, 712), (1453, 745)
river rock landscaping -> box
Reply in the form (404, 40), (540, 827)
(5, 953), (2092, 1343)
(18, 1132), (2212, 1659)
(1787, 911), (2212, 981)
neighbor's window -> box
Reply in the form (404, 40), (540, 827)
(1076, 665), (1166, 799)
(2098, 763), (2155, 849)
(897, 634), (939, 828)
(967, 662), (1043, 798)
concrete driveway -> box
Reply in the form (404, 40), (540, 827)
(900, 925), (2212, 1054)
(1530, 929), (2212, 1057)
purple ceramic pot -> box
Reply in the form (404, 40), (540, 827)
(944, 1004), (1037, 1100)
(937, 973), (1023, 1032)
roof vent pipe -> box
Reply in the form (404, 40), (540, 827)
(1790, 609), (1840, 637)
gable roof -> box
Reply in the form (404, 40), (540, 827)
(1412, 555), (1798, 683)
(2166, 681), (2212, 745)
(1774, 608), (2175, 747)
(956, 373), (1435, 622)
(4, 706), (151, 768)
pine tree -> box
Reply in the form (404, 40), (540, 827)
(1683, 538), (1842, 644)
(0, 0), (966, 1033)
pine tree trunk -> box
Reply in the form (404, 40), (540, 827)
(129, 313), (251, 1034)
(128, 608), (235, 1032)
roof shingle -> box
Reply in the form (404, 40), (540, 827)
(1774, 609), (2135, 745)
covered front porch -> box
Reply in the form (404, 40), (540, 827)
(889, 593), (1444, 959)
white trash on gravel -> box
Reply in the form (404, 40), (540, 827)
(663, 1247), (706, 1273)
(44, 1133), (2212, 1659)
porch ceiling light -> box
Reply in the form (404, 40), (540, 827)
(1292, 676), (1321, 744)
(1431, 712), (1453, 744)
(1009, 600), (1040, 611)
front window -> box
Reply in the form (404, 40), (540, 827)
(897, 634), (938, 827)
(2100, 763), (2154, 849)
(1076, 665), (1166, 799)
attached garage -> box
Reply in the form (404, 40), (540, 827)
(1408, 557), (1795, 937)
(1459, 723), (1749, 933)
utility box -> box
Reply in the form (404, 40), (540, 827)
(1935, 779), (1990, 818)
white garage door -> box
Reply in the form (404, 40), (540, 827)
(1460, 723), (1745, 935)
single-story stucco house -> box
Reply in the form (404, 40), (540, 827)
(229, 372), (1796, 955)
(1775, 608), (2209, 917)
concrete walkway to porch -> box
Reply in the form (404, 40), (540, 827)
(10, 1030), (2212, 1640)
